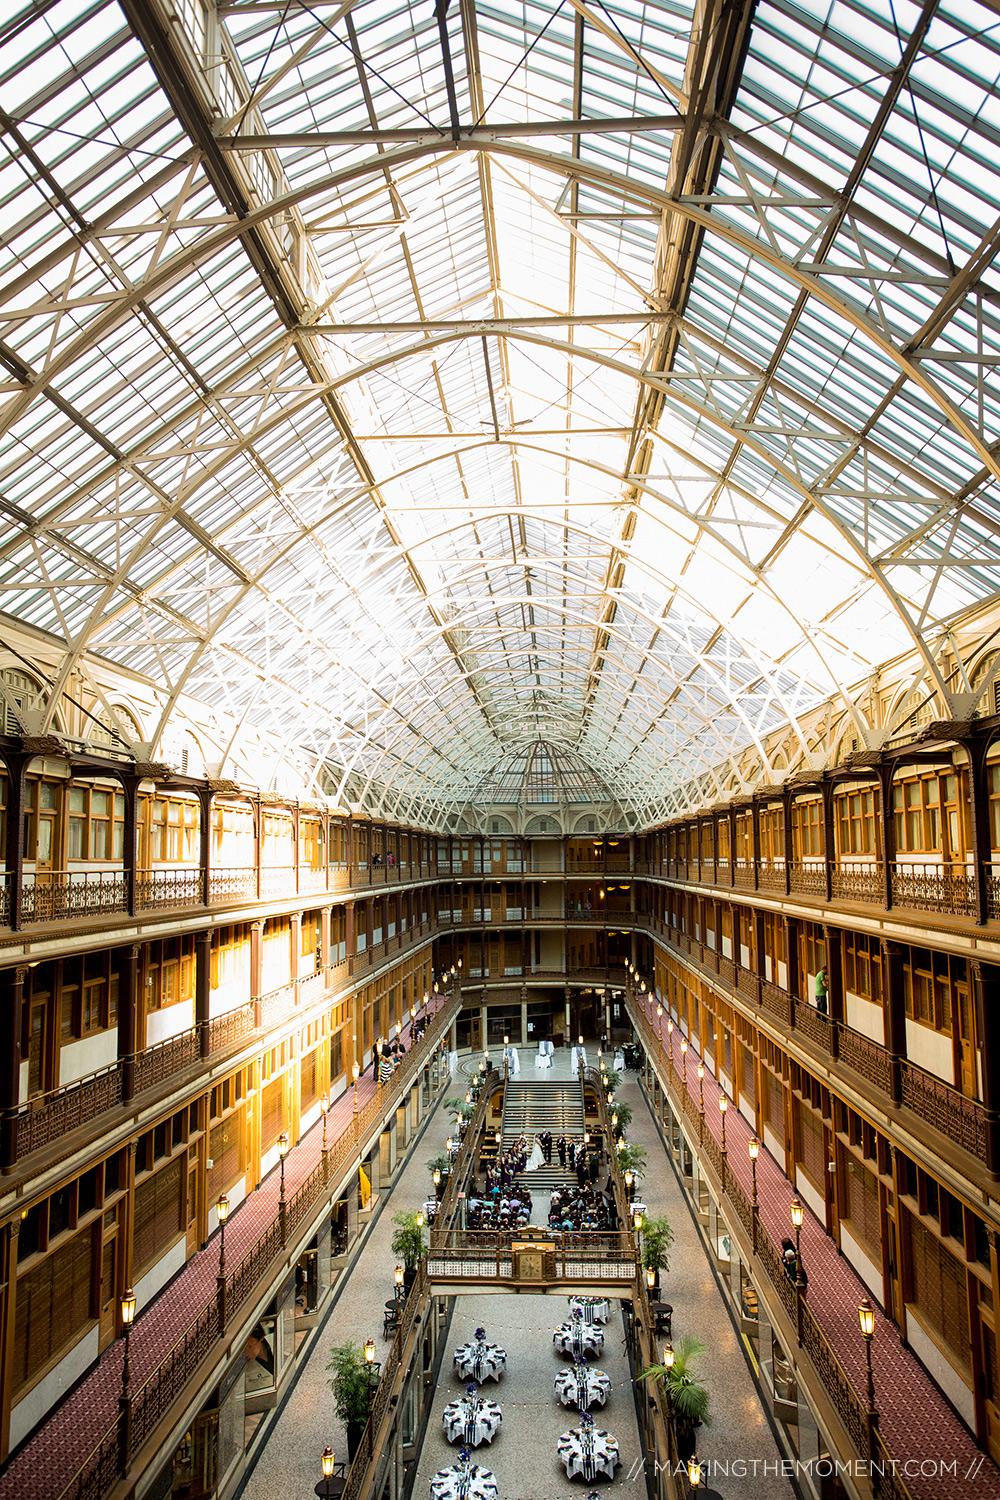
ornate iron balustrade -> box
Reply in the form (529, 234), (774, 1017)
(900, 1062), (988, 1163)
(208, 867), (256, 902)
(890, 861), (976, 917)
(15, 1063), (123, 1156)
(836, 1026), (893, 1095)
(794, 1003), (832, 1053)
(259, 983), (298, 1028)
(133, 1028), (199, 1094)
(736, 966), (760, 1004)
(760, 980), (792, 1026)
(298, 866), (327, 893)
(136, 867), (204, 910)
(0, 871), (9, 927)
(757, 860), (786, 892)
(208, 1003), (255, 1054)
(733, 859), (754, 888)
(259, 865), (296, 898)
(21, 869), (127, 923)
(789, 862), (826, 895)
(830, 863), (883, 904)
(987, 863), (1000, 921)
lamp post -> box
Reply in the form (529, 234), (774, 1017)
(748, 1137), (759, 1250)
(364, 1336), (380, 1460)
(321, 1094), (330, 1182)
(503, 1034), (510, 1082)
(433, 1167), (441, 1201)
(278, 1129), (289, 1245)
(718, 1096), (727, 1192)
(394, 1262), (404, 1311)
(352, 1059), (360, 1124)
(633, 1208), (644, 1272)
(687, 1455), (702, 1491)
(858, 1297), (879, 1461)
(321, 1447), (336, 1500)
(376, 1037), (384, 1094)
(118, 1287), (137, 1476)
(662, 1342), (675, 1459)
(624, 1168), (633, 1201)
(697, 1063), (705, 1140)
(216, 1193), (229, 1335)
(791, 1195), (805, 1344)
(680, 1038), (688, 1098)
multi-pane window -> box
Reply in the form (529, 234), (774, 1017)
(212, 802), (255, 864)
(835, 786), (879, 855)
(734, 812), (752, 861)
(893, 770), (968, 858)
(843, 933), (883, 1003)
(68, 786), (125, 860)
(147, 796), (199, 863)
(902, 949), (964, 1036)
(759, 805), (784, 860)
(262, 812), (294, 865)
(791, 797), (823, 858)
(211, 925), (249, 989)
(145, 936), (196, 1011)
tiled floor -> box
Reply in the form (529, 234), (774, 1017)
(1, 1014), (437, 1500)
(642, 1008), (1000, 1500)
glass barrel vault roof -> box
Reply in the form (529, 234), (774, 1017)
(0, 0), (999, 827)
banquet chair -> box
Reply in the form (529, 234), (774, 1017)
(383, 1305), (400, 1337)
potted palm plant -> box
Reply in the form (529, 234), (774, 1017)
(390, 1210), (425, 1292)
(327, 1341), (374, 1460)
(641, 1214), (674, 1295)
(617, 1143), (648, 1180)
(641, 1334), (710, 1462)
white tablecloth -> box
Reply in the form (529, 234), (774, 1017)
(448, 1050), (458, 1074)
(557, 1428), (619, 1480)
(430, 1463), (499, 1500)
(442, 1399), (502, 1446)
(534, 1051), (553, 1070)
(454, 1341), (506, 1382)
(554, 1367), (612, 1409)
(505, 1045), (520, 1075)
(553, 1322), (604, 1358)
(568, 1296), (611, 1325)
(570, 1046), (589, 1072)
(537, 1040), (554, 1056)
(613, 1050), (625, 1072)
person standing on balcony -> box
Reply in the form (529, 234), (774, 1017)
(814, 966), (828, 1015)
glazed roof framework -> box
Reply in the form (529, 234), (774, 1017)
(0, 0), (999, 828)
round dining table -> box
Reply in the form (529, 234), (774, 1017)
(552, 1321), (604, 1359)
(454, 1340), (506, 1382)
(442, 1396), (503, 1446)
(554, 1365), (612, 1410)
(557, 1425), (619, 1480)
(429, 1462), (499, 1500)
(568, 1295), (611, 1325)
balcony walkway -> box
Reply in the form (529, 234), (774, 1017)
(635, 1002), (1000, 1500)
(0, 1010), (444, 1500)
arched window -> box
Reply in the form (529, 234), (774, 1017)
(89, 703), (143, 748)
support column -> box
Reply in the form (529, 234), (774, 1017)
(198, 786), (212, 909)
(320, 906), (331, 975)
(972, 962), (1000, 1177)
(196, 930), (212, 1060)
(966, 737), (993, 926)
(0, 967), (26, 1172)
(118, 946), (138, 1106)
(1, 1218), (21, 1460)
(782, 791), (794, 896)
(2, 753), (28, 933)
(785, 915), (800, 1026)
(822, 779), (836, 903)
(823, 922), (843, 1059)
(878, 764), (896, 911)
(250, 919), (264, 1027)
(881, 940), (906, 1105)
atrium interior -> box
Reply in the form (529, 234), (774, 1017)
(1, 0), (1000, 1498)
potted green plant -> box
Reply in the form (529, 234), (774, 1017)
(391, 1210), (424, 1292)
(444, 1097), (475, 1120)
(610, 1102), (633, 1135)
(641, 1214), (674, 1294)
(617, 1143), (648, 1180)
(327, 1341), (374, 1460)
(641, 1335), (710, 1462)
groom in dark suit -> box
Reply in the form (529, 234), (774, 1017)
(541, 1130), (552, 1163)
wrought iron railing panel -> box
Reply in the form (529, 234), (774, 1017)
(16, 1064), (123, 1156)
(136, 868), (204, 910)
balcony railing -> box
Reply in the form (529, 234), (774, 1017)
(900, 1061), (988, 1161)
(208, 1002), (255, 1053)
(789, 862), (825, 895)
(137, 867), (204, 910)
(133, 1027), (199, 1094)
(208, 867), (256, 902)
(890, 861), (976, 917)
(15, 1064), (123, 1157)
(259, 865), (297, 898)
(656, 923), (992, 1167)
(21, 869), (127, 923)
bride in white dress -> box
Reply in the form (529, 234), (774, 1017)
(526, 1134), (546, 1172)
